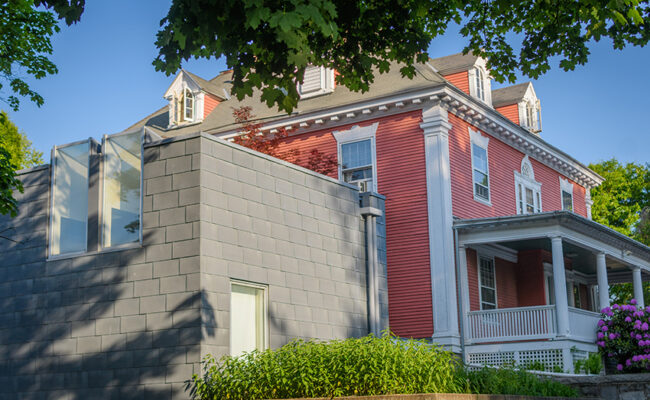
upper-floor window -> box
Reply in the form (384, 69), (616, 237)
(48, 130), (147, 258)
(469, 128), (490, 204)
(298, 66), (335, 99)
(520, 99), (542, 133)
(478, 256), (497, 310)
(333, 123), (378, 192)
(475, 68), (485, 101)
(102, 131), (142, 248)
(230, 281), (267, 357)
(469, 65), (492, 106)
(514, 156), (541, 214)
(184, 88), (194, 121)
(560, 177), (574, 212)
(49, 140), (95, 257)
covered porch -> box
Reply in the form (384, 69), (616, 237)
(454, 211), (650, 372)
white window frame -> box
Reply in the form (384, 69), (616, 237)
(100, 129), (144, 251)
(48, 138), (96, 259)
(468, 60), (492, 106)
(229, 280), (269, 356)
(559, 177), (574, 212)
(184, 88), (195, 122)
(514, 156), (542, 215)
(333, 123), (379, 192)
(298, 66), (335, 99)
(477, 254), (497, 310)
(469, 128), (491, 205)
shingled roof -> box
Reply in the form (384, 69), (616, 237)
(491, 82), (531, 107)
(428, 52), (479, 75)
(127, 61), (447, 137)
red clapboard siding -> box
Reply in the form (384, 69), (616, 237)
(516, 250), (547, 307)
(496, 104), (520, 125)
(448, 113), (588, 219)
(496, 258), (518, 309)
(444, 72), (470, 94)
(276, 111), (433, 338)
(276, 129), (339, 179)
(203, 93), (221, 118)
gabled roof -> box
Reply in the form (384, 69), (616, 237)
(183, 70), (228, 100)
(429, 52), (480, 75)
(127, 61), (446, 136)
(491, 82), (532, 107)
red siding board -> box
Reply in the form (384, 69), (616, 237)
(203, 93), (221, 118)
(496, 104), (520, 125)
(444, 72), (470, 94)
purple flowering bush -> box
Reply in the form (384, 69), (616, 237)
(597, 299), (650, 373)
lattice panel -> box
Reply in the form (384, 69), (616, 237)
(468, 351), (515, 367)
(518, 349), (563, 371)
(571, 349), (588, 362)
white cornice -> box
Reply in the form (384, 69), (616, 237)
(212, 84), (604, 189)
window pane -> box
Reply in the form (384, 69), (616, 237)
(51, 142), (89, 255)
(472, 144), (487, 172)
(562, 190), (573, 211)
(102, 132), (141, 248)
(343, 167), (372, 182)
(231, 283), (265, 357)
(481, 287), (496, 304)
(341, 139), (371, 169)
(526, 188), (534, 213)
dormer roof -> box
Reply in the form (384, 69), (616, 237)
(492, 82), (533, 107)
(163, 69), (227, 100)
(429, 52), (480, 75)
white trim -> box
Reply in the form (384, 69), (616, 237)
(468, 58), (492, 107)
(514, 156), (542, 215)
(472, 244), (518, 264)
(560, 177), (574, 211)
(229, 279), (269, 355)
(298, 66), (335, 99)
(333, 122), (379, 192)
(469, 127), (491, 205)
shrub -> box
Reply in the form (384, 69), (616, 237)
(573, 352), (602, 375)
(191, 333), (462, 399)
(597, 299), (650, 373)
(458, 367), (578, 397)
(191, 333), (579, 399)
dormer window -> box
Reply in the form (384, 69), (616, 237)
(298, 66), (334, 99)
(184, 88), (194, 121)
(469, 64), (492, 106)
(521, 99), (542, 133)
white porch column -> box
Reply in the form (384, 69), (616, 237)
(421, 105), (460, 351)
(457, 245), (470, 343)
(596, 252), (610, 310)
(551, 236), (570, 337)
(633, 267), (645, 308)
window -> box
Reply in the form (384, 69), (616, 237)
(184, 88), (194, 121)
(333, 123), (378, 192)
(478, 256), (497, 310)
(515, 156), (541, 214)
(102, 131), (142, 248)
(341, 139), (373, 191)
(560, 177), (574, 212)
(475, 68), (485, 101)
(520, 100), (542, 133)
(230, 282), (267, 357)
(469, 129), (490, 203)
(298, 66), (334, 98)
(49, 140), (92, 256)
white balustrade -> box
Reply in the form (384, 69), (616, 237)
(567, 307), (600, 343)
(466, 305), (557, 344)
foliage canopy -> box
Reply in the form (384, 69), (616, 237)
(155, 0), (650, 113)
(0, 0), (85, 111)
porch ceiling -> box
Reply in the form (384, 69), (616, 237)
(454, 211), (650, 274)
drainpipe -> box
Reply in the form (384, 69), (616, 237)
(453, 226), (467, 364)
(360, 192), (384, 336)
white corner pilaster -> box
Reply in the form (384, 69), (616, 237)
(551, 236), (570, 337)
(596, 252), (610, 310)
(633, 267), (644, 308)
(421, 105), (459, 351)
(585, 188), (593, 220)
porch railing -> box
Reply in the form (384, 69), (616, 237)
(568, 307), (600, 343)
(466, 305), (557, 344)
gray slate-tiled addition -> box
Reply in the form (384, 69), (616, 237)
(0, 132), (380, 399)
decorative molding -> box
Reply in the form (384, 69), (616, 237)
(469, 127), (490, 148)
(332, 122), (378, 142)
(472, 244), (518, 264)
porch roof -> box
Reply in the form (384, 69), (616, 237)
(454, 211), (650, 273)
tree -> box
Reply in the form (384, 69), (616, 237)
(232, 106), (337, 176)
(589, 159), (650, 304)
(0, 112), (43, 217)
(0, 0), (85, 111)
(154, 0), (650, 113)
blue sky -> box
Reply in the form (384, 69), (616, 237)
(6, 1), (650, 166)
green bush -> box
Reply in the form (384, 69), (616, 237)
(190, 333), (578, 399)
(458, 367), (578, 397)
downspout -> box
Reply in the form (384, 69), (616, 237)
(453, 226), (466, 364)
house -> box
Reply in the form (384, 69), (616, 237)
(1, 51), (649, 398)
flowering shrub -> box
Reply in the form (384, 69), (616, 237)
(597, 299), (650, 373)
